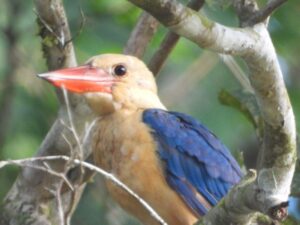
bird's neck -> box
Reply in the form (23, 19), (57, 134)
(113, 87), (166, 112)
(84, 88), (166, 117)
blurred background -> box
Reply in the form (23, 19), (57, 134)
(0, 0), (299, 224)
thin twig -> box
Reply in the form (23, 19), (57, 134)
(249, 0), (287, 25)
(55, 186), (65, 225)
(62, 134), (74, 153)
(60, 87), (89, 224)
(64, 7), (86, 47)
(82, 118), (101, 146)
(42, 161), (74, 191)
(0, 156), (168, 225)
(0, 159), (73, 191)
(61, 101), (100, 225)
(43, 157), (72, 225)
(219, 54), (254, 93)
(62, 87), (84, 160)
(148, 0), (205, 76)
(64, 189), (76, 225)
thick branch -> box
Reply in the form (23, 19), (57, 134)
(128, 0), (297, 224)
(128, 0), (258, 56)
(197, 170), (258, 225)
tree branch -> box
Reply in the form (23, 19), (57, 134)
(127, 0), (296, 224)
(128, 0), (258, 56)
(123, 12), (159, 58)
(249, 0), (288, 25)
(148, 0), (204, 76)
(148, 32), (180, 76)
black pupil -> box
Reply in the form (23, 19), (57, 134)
(114, 65), (126, 76)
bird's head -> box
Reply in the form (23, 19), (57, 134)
(38, 54), (165, 115)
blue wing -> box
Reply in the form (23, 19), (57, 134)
(142, 109), (243, 216)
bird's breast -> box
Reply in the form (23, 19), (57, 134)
(92, 110), (197, 225)
(93, 110), (157, 176)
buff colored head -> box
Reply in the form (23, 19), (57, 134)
(38, 54), (165, 115)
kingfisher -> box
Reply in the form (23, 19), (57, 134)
(38, 54), (243, 225)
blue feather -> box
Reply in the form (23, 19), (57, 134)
(143, 109), (243, 216)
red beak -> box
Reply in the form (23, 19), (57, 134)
(37, 65), (114, 93)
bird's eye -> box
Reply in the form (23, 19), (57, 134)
(113, 64), (127, 76)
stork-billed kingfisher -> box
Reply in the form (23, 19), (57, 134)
(38, 54), (243, 225)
